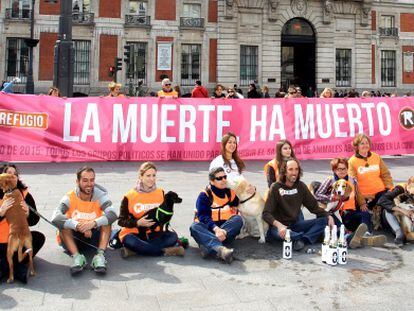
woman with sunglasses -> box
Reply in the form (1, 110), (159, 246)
(226, 87), (244, 99)
(0, 164), (45, 283)
(190, 167), (243, 264)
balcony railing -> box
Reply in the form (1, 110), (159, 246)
(379, 27), (399, 37)
(180, 17), (204, 29)
(72, 12), (95, 25)
(5, 8), (31, 20)
(124, 15), (151, 28)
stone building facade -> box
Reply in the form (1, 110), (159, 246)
(0, 0), (413, 95)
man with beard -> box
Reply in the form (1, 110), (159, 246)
(263, 158), (335, 251)
(52, 167), (117, 275)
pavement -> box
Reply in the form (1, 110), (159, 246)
(1, 157), (414, 311)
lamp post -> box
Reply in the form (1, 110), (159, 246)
(53, 0), (74, 97)
(24, 0), (39, 94)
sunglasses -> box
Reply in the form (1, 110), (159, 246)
(165, 84), (171, 86)
(214, 175), (227, 181)
(228, 90), (234, 93)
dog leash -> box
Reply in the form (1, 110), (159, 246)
(26, 204), (99, 250)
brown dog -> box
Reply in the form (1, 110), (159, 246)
(0, 173), (35, 283)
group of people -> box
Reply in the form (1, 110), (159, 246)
(0, 132), (413, 283)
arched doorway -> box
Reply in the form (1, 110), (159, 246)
(281, 18), (316, 94)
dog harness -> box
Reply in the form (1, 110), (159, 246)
(0, 189), (28, 243)
(194, 187), (237, 223)
(119, 188), (164, 242)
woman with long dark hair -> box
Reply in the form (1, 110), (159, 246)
(264, 139), (296, 188)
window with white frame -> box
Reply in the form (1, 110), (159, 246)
(181, 44), (201, 86)
(381, 50), (396, 87)
(240, 45), (258, 86)
(126, 42), (148, 85)
(183, 3), (201, 17)
(73, 40), (91, 85)
(336, 49), (352, 87)
(129, 0), (147, 15)
(10, 0), (31, 18)
(5, 37), (28, 82)
(381, 15), (395, 28)
(72, 0), (90, 13)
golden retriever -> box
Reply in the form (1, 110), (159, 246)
(394, 177), (414, 241)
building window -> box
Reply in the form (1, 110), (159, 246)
(9, 0), (31, 18)
(73, 0), (90, 13)
(5, 38), (28, 83)
(336, 49), (352, 87)
(379, 15), (398, 36)
(73, 40), (91, 85)
(126, 42), (147, 85)
(381, 50), (396, 87)
(181, 44), (200, 86)
(129, 0), (147, 15)
(240, 45), (258, 86)
(183, 3), (201, 17)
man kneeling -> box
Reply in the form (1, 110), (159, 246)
(263, 158), (334, 251)
(52, 167), (117, 275)
(190, 167), (243, 264)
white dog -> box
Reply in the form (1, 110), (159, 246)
(227, 176), (268, 243)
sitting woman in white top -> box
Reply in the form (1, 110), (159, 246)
(209, 132), (254, 194)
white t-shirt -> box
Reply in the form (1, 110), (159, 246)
(209, 155), (242, 181)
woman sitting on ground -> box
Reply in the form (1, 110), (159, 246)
(0, 164), (46, 283)
(313, 158), (385, 248)
(264, 139), (296, 188)
(118, 162), (184, 258)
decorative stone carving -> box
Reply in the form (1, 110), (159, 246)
(360, 0), (372, 27)
(291, 0), (307, 17)
(268, 0), (279, 21)
(225, 0), (235, 19)
(322, 0), (333, 25)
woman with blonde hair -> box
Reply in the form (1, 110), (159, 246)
(107, 82), (124, 97)
(320, 87), (333, 98)
(118, 162), (184, 258)
(48, 87), (61, 97)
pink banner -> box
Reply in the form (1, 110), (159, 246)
(0, 93), (413, 162)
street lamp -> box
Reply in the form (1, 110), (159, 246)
(24, 0), (39, 94)
(52, 0), (74, 97)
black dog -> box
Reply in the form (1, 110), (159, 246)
(138, 191), (182, 239)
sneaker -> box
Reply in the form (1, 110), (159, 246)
(91, 251), (107, 274)
(163, 246), (185, 257)
(70, 253), (87, 275)
(349, 223), (368, 249)
(120, 247), (135, 259)
(199, 245), (209, 259)
(394, 237), (404, 247)
(361, 234), (386, 247)
(217, 246), (233, 264)
(293, 240), (305, 251)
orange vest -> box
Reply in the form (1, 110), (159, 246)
(0, 189), (28, 244)
(157, 90), (178, 98)
(264, 159), (278, 178)
(119, 188), (164, 242)
(194, 188), (237, 223)
(341, 180), (356, 211)
(348, 152), (387, 197)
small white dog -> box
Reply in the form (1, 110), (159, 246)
(227, 176), (268, 243)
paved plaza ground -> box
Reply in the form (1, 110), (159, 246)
(1, 157), (414, 310)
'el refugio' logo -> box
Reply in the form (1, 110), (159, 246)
(399, 107), (414, 130)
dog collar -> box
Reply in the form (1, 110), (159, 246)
(239, 187), (256, 204)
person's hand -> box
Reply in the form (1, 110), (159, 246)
(404, 209), (414, 220)
(137, 215), (155, 227)
(159, 95), (165, 98)
(0, 198), (14, 217)
(84, 230), (92, 238)
(328, 215), (335, 228)
(276, 223), (288, 239)
(213, 227), (227, 242)
(360, 204), (368, 212)
(20, 201), (29, 216)
(77, 221), (96, 233)
(246, 184), (255, 195)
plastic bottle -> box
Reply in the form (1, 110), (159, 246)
(321, 226), (330, 263)
(337, 225), (347, 265)
(283, 229), (292, 259)
(327, 225), (338, 266)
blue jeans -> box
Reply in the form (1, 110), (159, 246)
(123, 231), (178, 256)
(333, 210), (372, 233)
(190, 215), (243, 256)
(266, 217), (327, 244)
